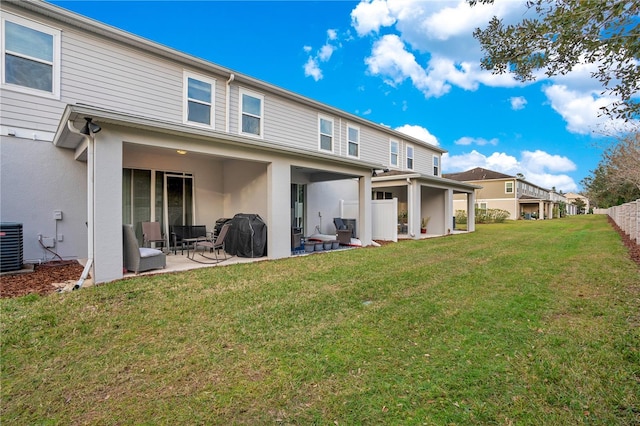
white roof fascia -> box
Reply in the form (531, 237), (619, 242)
(373, 172), (481, 192)
(55, 104), (386, 171)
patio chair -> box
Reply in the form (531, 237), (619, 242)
(333, 218), (353, 245)
(123, 224), (166, 274)
(141, 221), (167, 251)
(170, 225), (211, 254)
(193, 223), (232, 263)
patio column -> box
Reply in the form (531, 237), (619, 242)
(539, 201), (545, 220)
(467, 191), (476, 232)
(267, 159), (290, 259)
(444, 188), (453, 234)
(91, 129), (123, 284)
(407, 179), (420, 238)
(358, 175), (372, 246)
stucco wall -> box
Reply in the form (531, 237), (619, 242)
(0, 137), (87, 263)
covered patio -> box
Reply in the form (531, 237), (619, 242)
(54, 105), (380, 284)
(372, 171), (478, 240)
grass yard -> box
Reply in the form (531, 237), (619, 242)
(1, 215), (639, 425)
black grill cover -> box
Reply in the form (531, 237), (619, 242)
(226, 213), (267, 258)
(214, 218), (233, 237)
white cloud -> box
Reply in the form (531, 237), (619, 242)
(443, 149), (578, 192)
(351, 0), (395, 36)
(303, 29), (343, 81)
(318, 44), (335, 62)
(395, 124), (439, 146)
(304, 57), (322, 81)
(521, 149), (576, 173)
(312, 0), (633, 135)
(365, 34), (456, 98)
(454, 136), (499, 146)
(543, 84), (637, 135)
(510, 96), (527, 110)
(414, 0), (511, 42)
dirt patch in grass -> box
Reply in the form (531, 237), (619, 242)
(0, 261), (85, 298)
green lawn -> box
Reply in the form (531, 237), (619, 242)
(2, 216), (638, 425)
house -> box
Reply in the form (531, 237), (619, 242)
(445, 167), (567, 220)
(565, 192), (590, 214)
(0, 0), (477, 283)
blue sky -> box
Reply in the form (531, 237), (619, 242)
(51, 0), (636, 192)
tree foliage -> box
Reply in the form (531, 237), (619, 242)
(471, 0), (640, 121)
(603, 133), (640, 189)
(581, 135), (640, 207)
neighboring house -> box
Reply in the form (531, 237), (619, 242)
(0, 0), (477, 283)
(445, 167), (565, 220)
(565, 192), (590, 214)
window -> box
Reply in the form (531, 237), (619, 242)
(347, 124), (359, 157)
(476, 202), (487, 210)
(2, 15), (60, 98)
(505, 181), (514, 193)
(319, 116), (333, 152)
(184, 72), (215, 127)
(373, 191), (393, 200)
(390, 140), (399, 168)
(433, 156), (440, 176)
(406, 145), (414, 170)
(240, 88), (263, 137)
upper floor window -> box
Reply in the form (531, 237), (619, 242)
(347, 124), (359, 158)
(433, 156), (440, 176)
(406, 145), (414, 170)
(184, 72), (215, 127)
(505, 181), (514, 193)
(319, 116), (333, 152)
(390, 140), (399, 168)
(240, 88), (263, 137)
(2, 16), (60, 98)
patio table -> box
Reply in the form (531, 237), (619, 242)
(184, 237), (208, 260)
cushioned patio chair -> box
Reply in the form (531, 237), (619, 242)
(193, 223), (232, 263)
(141, 221), (167, 251)
(123, 224), (166, 273)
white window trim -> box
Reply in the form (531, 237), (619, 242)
(505, 181), (514, 194)
(347, 123), (360, 158)
(318, 114), (334, 153)
(389, 139), (399, 168)
(239, 87), (264, 138)
(433, 155), (440, 176)
(406, 144), (414, 170)
(183, 71), (216, 128)
(1, 14), (61, 99)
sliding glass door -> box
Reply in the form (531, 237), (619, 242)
(123, 169), (194, 242)
(164, 173), (194, 235)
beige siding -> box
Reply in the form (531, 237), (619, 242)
(470, 179), (516, 200)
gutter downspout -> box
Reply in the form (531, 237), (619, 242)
(67, 120), (94, 290)
(225, 73), (235, 133)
